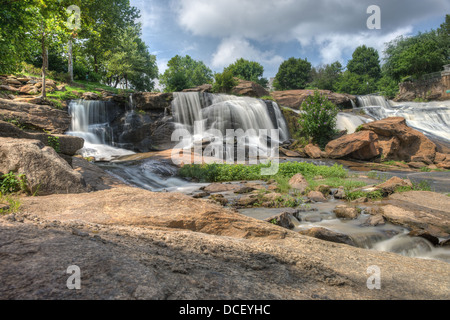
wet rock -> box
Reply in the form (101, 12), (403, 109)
(192, 192), (210, 199)
(182, 84), (212, 93)
(299, 227), (356, 246)
(262, 193), (283, 202)
(209, 194), (228, 206)
(307, 191), (327, 202)
(408, 161), (428, 169)
(234, 186), (255, 194)
(317, 185), (332, 196)
(332, 187), (346, 199)
(334, 205), (360, 220)
(362, 214), (385, 227)
(408, 230), (440, 246)
(237, 195), (258, 207)
(82, 92), (100, 100)
(132, 92), (173, 111)
(279, 147), (303, 158)
(244, 182), (267, 190)
(265, 212), (299, 230)
(289, 174), (308, 193)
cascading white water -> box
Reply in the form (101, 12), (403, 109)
(171, 92), (290, 158)
(357, 95), (450, 142)
(67, 100), (135, 161)
(336, 113), (373, 134)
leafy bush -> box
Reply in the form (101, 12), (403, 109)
(212, 70), (238, 93)
(0, 172), (28, 194)
(298, 90), (339, 148)
(47, 135), (61, 153)
(178, 162), (347, 183)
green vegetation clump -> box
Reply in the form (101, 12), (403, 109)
(345, 190), (384, 201)
(298, 90), (339, 148)
(179, 162), (347, 183)
(0, 172), (28, 194)
(212, 70), (238, 94)
(47, 135), (61, 153)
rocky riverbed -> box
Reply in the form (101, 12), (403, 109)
(1, 156), (449, 300)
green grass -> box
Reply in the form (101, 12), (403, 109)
(306, 177), (367, 193)
(179, 162), (348, 183)
(345, 190), (384, 201)
(395, 180), (432, 193)
(0, 192), (22, 215)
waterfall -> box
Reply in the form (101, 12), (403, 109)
(67, 100), (135, 161)
(171, 92), (290, 158)
(356, 95), (450, 142)
(336, 113), (373, 134)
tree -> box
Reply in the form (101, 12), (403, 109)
(160, 55), (213, 92)
(334, 71), (378, 95)
(274, 57), (312, 90)
(224, 58), (268, 87)
(104, 25), (158, 91)
(383, 18), (448, 82)
(347, 45), (381, 80)
(309, 61), (343, 91)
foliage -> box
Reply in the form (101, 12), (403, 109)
(334, 71), (378, 95)
(47, 135), (61, 153)
(0, 192), (22, 215)
(224, 58), (268, 88)
(383, 16), (449, 81)
(274, 57), (312, 90)
(160, 55), (213, 92)
(345, 190), (384, 201)
(0, 172), (28, 194)
(376, 74), (399, 99)
(309, 61), (343, 91)
(212, 69), (238, 93)
(179, 162), (347, 183)
(298, 90), (339, 148)
(347, 45), (381, 80)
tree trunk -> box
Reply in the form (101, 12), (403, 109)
(41, 23), (47, 98)
(94, 54), (98, 74)
(68, 39), (73, 83)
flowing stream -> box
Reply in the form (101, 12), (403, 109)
(66, 94), (450, 264)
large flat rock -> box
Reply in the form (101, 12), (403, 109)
(5, 186), (448, 300)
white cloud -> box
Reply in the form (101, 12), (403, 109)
(211, 36), (284, 70)
(315, 26), (414, 65)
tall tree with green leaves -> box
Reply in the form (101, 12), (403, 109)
(160, 55), (213, 92)
(224, 58), (268, 87)
(104, 25), (158, 91)
(274, 57), (312, 90)
(347, 45), (381, 80)
(309, 61), (343, 91)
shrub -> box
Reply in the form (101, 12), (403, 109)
(212, 70), (238, 94)
(47, 135), (61, 153)
(0, 172), (28, 194)
(298, 90), (339, 148)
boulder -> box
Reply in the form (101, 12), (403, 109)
(325, 130), (380, 160)
(333, 187), (346, 199)
(203, 183), (241, 193)
(334, 205), (360, 220)
(408, 230), (440, 246)
(182, 84), (212, 93)
(304, 144), (323, 159)
(288, 174), (308, 194)
(265, 212), (298, 230)
(307, 191), (327, 202)
(82, 92), (100, 100)
(0, 121), (84, 156)
(231, 79), (269, 98)
(237, 194), (258, 207)
(0, 85), (19, 92)
(133, 92), (174, 111)
(375, 176), (413, 195)
(360, 117), (437, 163)
(362, 214), (386, 227)
(271, 90), (356, 109)
(299, 227), (356, 246)
(19, 85), (39, 95)
(0, 138), (87, 195)
(0, 98), (71, 133)
(279, 147), (303, 158)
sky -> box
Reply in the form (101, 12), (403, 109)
(130, 0), (450, 79)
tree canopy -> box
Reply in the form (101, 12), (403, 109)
(224, 58), (268, 87)
(274, 57), (312, 90)
(159, 55), (213, 92)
